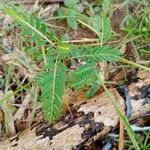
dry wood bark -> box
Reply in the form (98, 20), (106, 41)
(0, 73), (150, 150)
(0, 71), (149, 150)
(0, 89), (124, 150)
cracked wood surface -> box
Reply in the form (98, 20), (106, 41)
(0, 71), (149, 150)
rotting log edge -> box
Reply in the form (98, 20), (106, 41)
(0, 71), (149, 150)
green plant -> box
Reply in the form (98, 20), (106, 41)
(1, 1), (148, 149)
(121, 0), (150, 63)
(0, 1), (120, 121)
(124, 130), (150, 150)
(57, 0), (112, 43)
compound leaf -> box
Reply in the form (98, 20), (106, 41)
(101, 14), (112, 42)
(36, 57), (67, 121)
(67, 10), (78, 30)
(71, 46), (120, 63)
(69, 63), (98, 89)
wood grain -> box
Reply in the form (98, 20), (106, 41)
(0, 70), (149, 150)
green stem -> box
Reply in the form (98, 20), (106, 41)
(119, 58), (150, 71)
(1, 4), (55, 47)
(62, 38), (101, 43)
(100, 81), (139, 150)
(77, 19), (101, 38)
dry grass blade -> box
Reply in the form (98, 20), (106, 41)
(119, 115), (125, 150)
(13, 87), (34, 121)
(1, 91), (16, 136)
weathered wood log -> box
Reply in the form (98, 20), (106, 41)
(0, 71), (149, 150)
